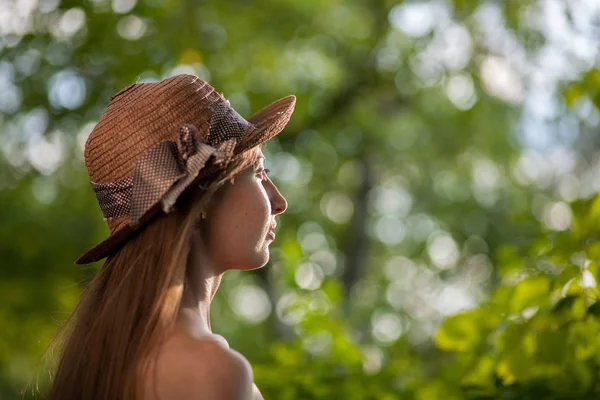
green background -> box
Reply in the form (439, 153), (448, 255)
(1, 0), (600, 398)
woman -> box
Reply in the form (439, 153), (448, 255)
(44, 74), (295, 399)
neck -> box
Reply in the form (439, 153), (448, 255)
(177, 227), (222, 335)
(178, 274), (222, 334)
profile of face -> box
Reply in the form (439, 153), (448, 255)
(198, 148), (287, 272)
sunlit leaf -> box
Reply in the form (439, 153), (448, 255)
(509, 276), (550, 313)
(435, 312), (482, 352)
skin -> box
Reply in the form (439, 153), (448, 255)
(179, 146), (287, 333)
(150, 147), (287, 399)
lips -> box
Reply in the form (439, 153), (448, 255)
(267, 224), (277, 239)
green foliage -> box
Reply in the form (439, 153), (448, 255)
(435, 195), (600, 398)
(565, 68), (600, 109)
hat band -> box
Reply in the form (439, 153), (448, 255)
(90, 100), (254, 226)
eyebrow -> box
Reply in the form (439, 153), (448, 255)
(253, 156), (265, 168)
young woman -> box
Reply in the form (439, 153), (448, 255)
(43, 74), (295, 399)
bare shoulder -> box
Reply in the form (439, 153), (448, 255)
(143, 334), (255, 400)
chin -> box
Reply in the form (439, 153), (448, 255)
(249, 253), (270, 270)
(231, 250), (270, 271)
(236, 262), (268, 272)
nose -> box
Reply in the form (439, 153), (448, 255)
(268, 182), (287, 215)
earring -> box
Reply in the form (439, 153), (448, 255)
(201, 210), (207, 219)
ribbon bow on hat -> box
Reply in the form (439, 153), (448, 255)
(91, 100), (251, 227)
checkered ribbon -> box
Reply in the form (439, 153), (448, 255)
(90, 100), (253, 226)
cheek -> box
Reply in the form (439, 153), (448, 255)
(207, 183), (270, 254)
(223, 183), (269, 226)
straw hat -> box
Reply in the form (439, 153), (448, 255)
(75, 74), (295, 264)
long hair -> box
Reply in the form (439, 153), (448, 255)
(38, 148), (261, 400)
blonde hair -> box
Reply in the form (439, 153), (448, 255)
(35, 147), (262, 400)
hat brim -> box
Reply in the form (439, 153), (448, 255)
(74, 94), (296, 265)
(236, 95), (296, 154)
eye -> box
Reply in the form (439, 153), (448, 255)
(255, 168), (270, 181)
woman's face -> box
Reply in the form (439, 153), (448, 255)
(201, 148), (287, 272)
